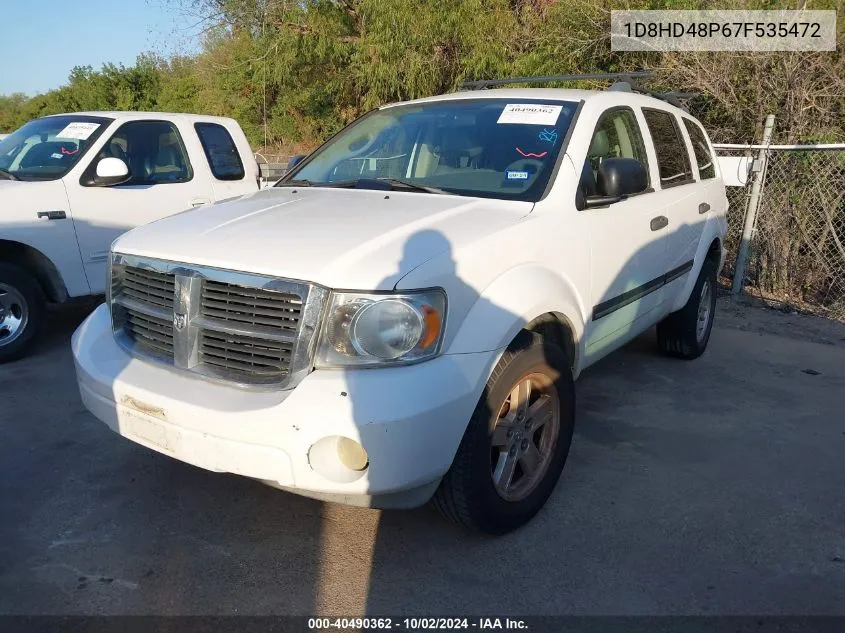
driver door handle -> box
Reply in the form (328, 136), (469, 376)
(191, 197), (212, 208)
(37, 210), (67, 221)
(650, 215), (668, 231)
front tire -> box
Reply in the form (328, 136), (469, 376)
(0, 263), (45, 364)
(656, 257), (717, 360)
(432, 333), (575, 534)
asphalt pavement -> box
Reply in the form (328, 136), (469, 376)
(1, 299), (843, 615)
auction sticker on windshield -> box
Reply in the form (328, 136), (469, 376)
(497, 104), (563, 125)
(55, 122), (101, 140)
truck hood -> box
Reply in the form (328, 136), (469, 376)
(114, 187), (532, 289)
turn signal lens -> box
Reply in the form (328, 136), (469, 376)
(419, 304), (442, 349)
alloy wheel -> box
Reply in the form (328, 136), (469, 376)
(490, 373), (560, 502)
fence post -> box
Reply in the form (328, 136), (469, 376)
(732, 114), (776, 296)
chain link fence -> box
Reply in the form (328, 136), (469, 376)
(255, 153), (294, 186)
(716, 142), (845, 321)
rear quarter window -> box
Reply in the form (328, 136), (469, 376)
(643, 109), (694, 188)
(683, 118), (716, 180)
(195, 122), (245, 181)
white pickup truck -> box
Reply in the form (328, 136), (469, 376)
(73, 81), (728, 533)
(0, 112), (259, 361)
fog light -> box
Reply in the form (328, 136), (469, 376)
(337, 437), (368, 471)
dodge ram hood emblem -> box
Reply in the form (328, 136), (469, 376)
(173, 313), (188, 330)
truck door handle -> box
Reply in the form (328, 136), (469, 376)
(650, 216), (668, 231)
(191, 198), (212, 208)
(37, 210), (66, 220)
(698, 202), (711, 214)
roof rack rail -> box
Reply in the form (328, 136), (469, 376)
(459, 72), (653, 91)
(460, 72), (699, 112)
(608, 81), (699, 111)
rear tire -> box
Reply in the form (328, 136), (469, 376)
(656, 257), (717, 360)
(0, 263), (45, 363)
(432, 332), (575, 534)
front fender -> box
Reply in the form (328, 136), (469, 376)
(446, 264), (587, 369)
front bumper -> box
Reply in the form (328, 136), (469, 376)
(72, 304), (497, 508)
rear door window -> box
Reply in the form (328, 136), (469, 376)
(643, 109), (694, 188)
(195, 122), (245, 181)
(682, 119), (716, 179)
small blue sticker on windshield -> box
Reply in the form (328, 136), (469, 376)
(506, 170), (530, 180)
(50, 153), (63, 159)
(538, 128), (558, 144)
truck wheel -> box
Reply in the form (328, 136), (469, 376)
(0, 263), (45, 364)
(432, 332), (575, 534)
(656, 257), (717, 360)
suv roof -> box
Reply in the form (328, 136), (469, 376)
(384, 87), (692, 118)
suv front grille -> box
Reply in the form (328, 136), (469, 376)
(123, 267), (175, 310)
(199, 330), (294, 377)
(124, 310), (174, 357)
(115, 267), (176, 358)
(201, 280), (302, 332)
(110, 255), (325, 388)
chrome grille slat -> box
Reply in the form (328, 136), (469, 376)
(201, 338), (292, 361)
(192, 316), (295, 343)
(110, 256), (323, 389)
(201, 306), (299, 329)
(198, 279), (302, 382)
(114, 295), (171, 320)
(122, 282), (174, 308)
(114, 267), (176, 358)
(123, 312), (174, 356)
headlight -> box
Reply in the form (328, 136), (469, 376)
(315, 289), (446, 367)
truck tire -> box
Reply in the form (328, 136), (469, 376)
(656, 257), (717, 360)
(0, 263), (45, 363)
(432, 332), (575, 534)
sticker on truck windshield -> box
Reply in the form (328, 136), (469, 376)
(55, 122), (101, 141)
(506, 170), (530, 180)
(497, 104), (563, 126)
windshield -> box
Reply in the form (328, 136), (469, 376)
(281, 99), (579, 201)
(0, 115), (112, 181)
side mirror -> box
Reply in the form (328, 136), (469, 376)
(92, 157), (130, 187)
(287, 154), (305, 171)
(583, 158), (648, 209)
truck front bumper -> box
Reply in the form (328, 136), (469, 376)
(72, 304), (498, 508)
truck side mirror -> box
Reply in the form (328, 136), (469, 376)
(92, 157), (131, 187)
(596, 158), (648, 197)
(287, 155), (305, 170)
(583, 158), (648, 209)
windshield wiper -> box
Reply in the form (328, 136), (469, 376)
(275, 179), (313, 187)
(0, 168), (19, 181)
(319, 178), (448, 194)
(376, 178), (448, 194)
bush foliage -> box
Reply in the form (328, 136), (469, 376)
(1, 0), (843, 150)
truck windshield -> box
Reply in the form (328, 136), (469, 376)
(0, 115), (112, 181)
(281, 99), (579, 201)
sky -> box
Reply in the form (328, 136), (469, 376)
(0, 0), (201, 96)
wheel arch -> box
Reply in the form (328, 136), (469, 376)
(668, 229), (725, 314)
(446, 265), (586, 378)
(0, 240), (68, 303)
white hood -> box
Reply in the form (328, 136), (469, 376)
(114, 187), (532, 289)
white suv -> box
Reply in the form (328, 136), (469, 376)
(72, 81), (727, 534)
